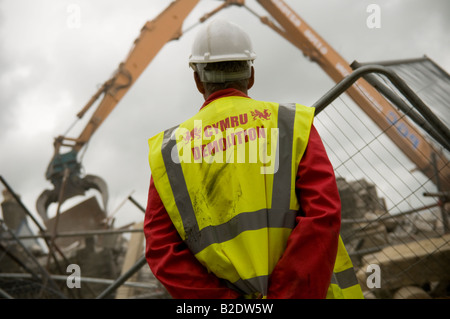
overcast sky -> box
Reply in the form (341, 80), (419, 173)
(1, 0), (449, 230)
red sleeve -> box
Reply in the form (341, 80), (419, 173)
(143, 177), (241, 299)
(267, 125), (341, 299)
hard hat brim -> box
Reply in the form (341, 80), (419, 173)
(189, 53), (256, 65)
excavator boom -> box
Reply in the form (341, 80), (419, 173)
(38, 0), (448, 222)
(255, 0), (449, 190)
(37, 0), (201, 221)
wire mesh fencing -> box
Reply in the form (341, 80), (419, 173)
(1, 62), (449, 299)
(315, 88), (450, 299)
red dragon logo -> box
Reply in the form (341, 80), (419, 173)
(182, 127), (202, 144)
(251, 109), (271, 121)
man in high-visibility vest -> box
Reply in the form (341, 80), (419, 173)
(144, 19), (363, 299)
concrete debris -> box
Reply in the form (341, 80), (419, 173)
(337, 177), (450, 299)
(1, 177), (448, 299)
(0, 191), (167, 299)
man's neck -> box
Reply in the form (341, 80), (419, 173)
(201, 88), (250, 110)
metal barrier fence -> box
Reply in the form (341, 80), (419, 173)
(314, 65), (450, 299)
(1, 65), (449, 299)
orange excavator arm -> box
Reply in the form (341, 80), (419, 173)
(38, 0), (448, 223)
(255, 0), (449, 191)
(60, 0), (202, 153)
(37, 0), (202, 221)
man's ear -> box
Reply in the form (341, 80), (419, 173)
(194, 72), (206, 95)
(247, 66), (255, 90)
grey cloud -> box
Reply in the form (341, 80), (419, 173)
(1, 0), (449, 227)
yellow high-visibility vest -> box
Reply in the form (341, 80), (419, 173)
(148, 96), (363, 299)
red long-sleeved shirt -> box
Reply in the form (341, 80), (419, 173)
(144, 88), (341, 299)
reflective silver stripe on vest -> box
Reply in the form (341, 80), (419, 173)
(330, 267), (360, 290)
(186, 208), (297, 255)
(161, 126), (200, 239)
(229, 275), (270, 296)
(272, 103), (295, 211)
(160, 103), (297, 296)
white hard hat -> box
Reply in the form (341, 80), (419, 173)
(189, 19), (257, 65)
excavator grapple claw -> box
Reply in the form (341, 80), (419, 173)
(36, 150), (108, 222)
